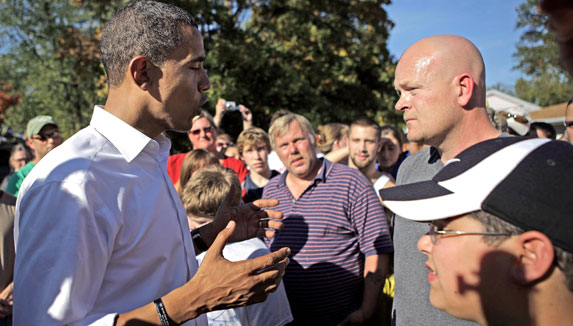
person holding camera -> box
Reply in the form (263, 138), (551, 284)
(214, 98), (253, 131)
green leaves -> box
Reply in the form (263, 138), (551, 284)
(0, 0), (399, 140)
(513, 0), (572, 106)
(196, 0), (400, 138)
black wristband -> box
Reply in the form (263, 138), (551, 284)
(191, 228), (209, 253)
(154, 298), (170, 326)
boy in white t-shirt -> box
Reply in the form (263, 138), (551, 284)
(181, 165), (293, 326)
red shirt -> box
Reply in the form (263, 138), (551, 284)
(166, 152), (249, 184)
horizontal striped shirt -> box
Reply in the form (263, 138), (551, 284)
(264, 158), (393, 325)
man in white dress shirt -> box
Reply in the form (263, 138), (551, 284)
(13, 1), (289, 325)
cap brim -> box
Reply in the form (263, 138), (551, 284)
(380, 181), (482, 221)
(380, 138), (550, 222)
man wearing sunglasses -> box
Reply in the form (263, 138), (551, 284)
(381, 137), (573, 325)
(6, 115), (62, 196)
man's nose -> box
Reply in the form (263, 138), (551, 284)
(288, 143), (298, 154)
(200, 69), (211, 92)
(395, 94), (409, 111)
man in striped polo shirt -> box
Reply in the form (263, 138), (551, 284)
(263, 113), (393, 325)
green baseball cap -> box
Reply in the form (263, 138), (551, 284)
(26, 115), (58, 138)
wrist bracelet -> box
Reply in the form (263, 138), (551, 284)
(154, 298), (170, 326)
(191, 228), (209, 253)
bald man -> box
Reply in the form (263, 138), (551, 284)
(390, 35), (501, 325)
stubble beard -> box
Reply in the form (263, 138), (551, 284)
(350, 154), (374, 174)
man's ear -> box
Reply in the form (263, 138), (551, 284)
(510, 231), (555, 285)
(456, 73), (475, 107)
(26, 138), (34, 150)
(128, 56), (152, 90)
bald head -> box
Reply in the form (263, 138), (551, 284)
(394, 35), (499, 158)
(397, 35), (486, 107)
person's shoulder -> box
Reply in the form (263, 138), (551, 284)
(223, 156), (246, 167)
(223, 238), (270, 262)
(373, 173), (391, 192)
(167, 152), (186, 164)
(25, 127), (109, 188)
(329, 161), (371, 188)
(265, 171), (283, 189)
(14, 162), (34, 179)
(396, 146), (442, 184)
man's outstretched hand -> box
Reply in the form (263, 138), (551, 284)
(199, 184), (284, 246)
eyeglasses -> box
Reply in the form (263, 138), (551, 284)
(32, 130), (61, 142)
(500, 112), (529, 124)
(216, 142), (230, 148)
(428, 224), (512, 244)
(189, 126), (213, 136)
(564, 121), (573, 128)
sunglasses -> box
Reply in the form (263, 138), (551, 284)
(189, 126), (213, 136)
(32, 130), (61, 142)
(564, 121), (573, 128)
(500, 112), (529, 124)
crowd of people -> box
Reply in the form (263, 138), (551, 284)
(0, 0), (570, 325)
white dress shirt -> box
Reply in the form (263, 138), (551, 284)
(14, 106), (206, 325)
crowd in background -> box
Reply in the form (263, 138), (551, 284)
(0, 0), (571, 325)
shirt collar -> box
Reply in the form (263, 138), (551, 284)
(278, 157), (331, 187)
(90, 106), (170, 163)
(314, 158), (330, 183)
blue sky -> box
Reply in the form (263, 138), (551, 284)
(385, 0), (525, 88)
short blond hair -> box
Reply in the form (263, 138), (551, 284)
(268, 113), (316, 151)
(181, 165), (242, 220)
(237, 127), (271, 155)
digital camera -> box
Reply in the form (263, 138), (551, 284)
(225, 101), (240, 111)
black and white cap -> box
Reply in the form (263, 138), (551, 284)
(380, 137), (573, 252)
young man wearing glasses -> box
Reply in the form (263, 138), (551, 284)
(381, 137), (573, 325)
(6, 115), (62, 196)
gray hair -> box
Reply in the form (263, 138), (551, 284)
(470, 210), (573, 292)
(100, 0), (197, 87)
(268, 113), (316, 151)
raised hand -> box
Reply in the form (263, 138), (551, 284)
(211, 184), (284, 243)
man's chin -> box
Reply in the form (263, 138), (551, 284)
(351, 159), (370, 170)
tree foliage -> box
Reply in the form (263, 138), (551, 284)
(0, 0), (126, 137)
(513, 0), (573, 106)
(0, 0), (398, 139)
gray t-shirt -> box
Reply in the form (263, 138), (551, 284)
(391, 146), (476, 325)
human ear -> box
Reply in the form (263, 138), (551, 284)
(456, 73), (475, 107)
(510, 231), (555, 285)
(128, 56), (152, 90)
